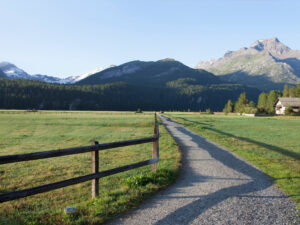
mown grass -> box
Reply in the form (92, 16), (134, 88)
(166, 112), (300, 210)
(0, 111), (180, 224)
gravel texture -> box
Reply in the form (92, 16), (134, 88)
(107, 115), (299, 225)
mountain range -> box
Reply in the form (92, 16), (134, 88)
(1, 37), (299, 111)
(78, 58), (220, 86)
(2, 37), (300, 92)
(0, 62), (104, 84)
(0, 59), (259, 111)
(196, 37), (300, 91)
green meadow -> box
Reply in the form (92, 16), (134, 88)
(166, 112), (300, 210)
(0, 111), (180, 224)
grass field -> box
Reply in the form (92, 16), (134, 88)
(0, 111), (180, 225)
(166, 112), (300, 210)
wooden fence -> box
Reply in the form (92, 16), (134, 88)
(0, 113), (159, 203)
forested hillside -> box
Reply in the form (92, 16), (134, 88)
(78, 59), (221, 86)
(0, 78), (259, 111)
(0, 69), (6, 78)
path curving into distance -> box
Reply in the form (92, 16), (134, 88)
(108, 115), (299, 225)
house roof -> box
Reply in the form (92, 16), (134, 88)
(275, 97), (300, 107)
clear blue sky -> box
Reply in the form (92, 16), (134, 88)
(1, 0), (300, 78)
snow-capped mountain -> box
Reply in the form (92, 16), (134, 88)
(0, 62), (33, 79)
(59, 67), (105, 84)
(0, 62), (104, 84)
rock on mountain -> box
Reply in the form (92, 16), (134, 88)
(196, 37), (300, 91)
(0, 61), (101, 84)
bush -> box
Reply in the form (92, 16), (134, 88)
(285, 106), (300, 116)
(205, 108), (213, 114)
(125, 169), (177, 188)
(257, 107), (267, 114)
(136, 108), (143, 113)
(243, 106), (258, 114)
(125, 175), (153, 187)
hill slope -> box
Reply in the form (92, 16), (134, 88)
(0, 59), (260, 111)
(78, 59), (221, 86)
(0, 75), (259, 112)
(196, 38), (300, 91)
(77, 59), (260, 111)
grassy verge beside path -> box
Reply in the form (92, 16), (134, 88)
(0, 111), (180, 224)
(166, 112), (300, 210)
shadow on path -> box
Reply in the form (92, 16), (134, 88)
(152, 116), (296, 224)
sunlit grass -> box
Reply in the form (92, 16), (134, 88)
(0, 111), (180, 224)
(166, 112), (300, 210)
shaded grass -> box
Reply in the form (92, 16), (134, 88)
(166, 112), (300, 210)
(0, 111), (180, 224)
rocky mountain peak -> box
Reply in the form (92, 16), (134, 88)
(0, 61), (19, 71)
(195, 38), (300, 91)
(224, 51), (233, 57)
(0, 61), (30, 79)
(250, 37), (290, 56)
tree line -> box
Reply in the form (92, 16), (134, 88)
(0, 78), (259, 111)
(223, 84), (300, 115)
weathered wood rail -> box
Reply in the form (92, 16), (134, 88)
(0, 113), (159, 203)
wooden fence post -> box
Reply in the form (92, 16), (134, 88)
(152, 113), (159, 172)
(91, 141), (99, 198)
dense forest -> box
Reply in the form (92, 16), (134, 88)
(0, 69), (6, 78)
(223, 84), (300, 115)
(0, 78), (259, 111)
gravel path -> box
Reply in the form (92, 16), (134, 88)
(108, 115), (299, 225)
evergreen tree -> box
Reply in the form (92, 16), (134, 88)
(249, 101), (256, 108)
(283, 84), (289, 97)
(223, 99), (234, 114)
(289, 87), (296, 97)
(266, 90), (281, 114)
(234, 92), (248, 113)
(257, 92), (268, 112)
(296, 84), (300, 97)
(0, 78), (259, 111)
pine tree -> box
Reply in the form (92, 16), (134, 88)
(234, 92), (248, 113)
(289, 87), (296, 97)
(249, 101), (256, 108)
(283, 84), (289, 97)
(257, 92), (268, 112)
(296, 84), (300, 97)
(266, 90), (281, 114)
(223, 100), (234, 114)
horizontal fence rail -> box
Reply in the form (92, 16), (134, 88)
(0, 113), (159, 203)
(0, 136), (158, 165)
